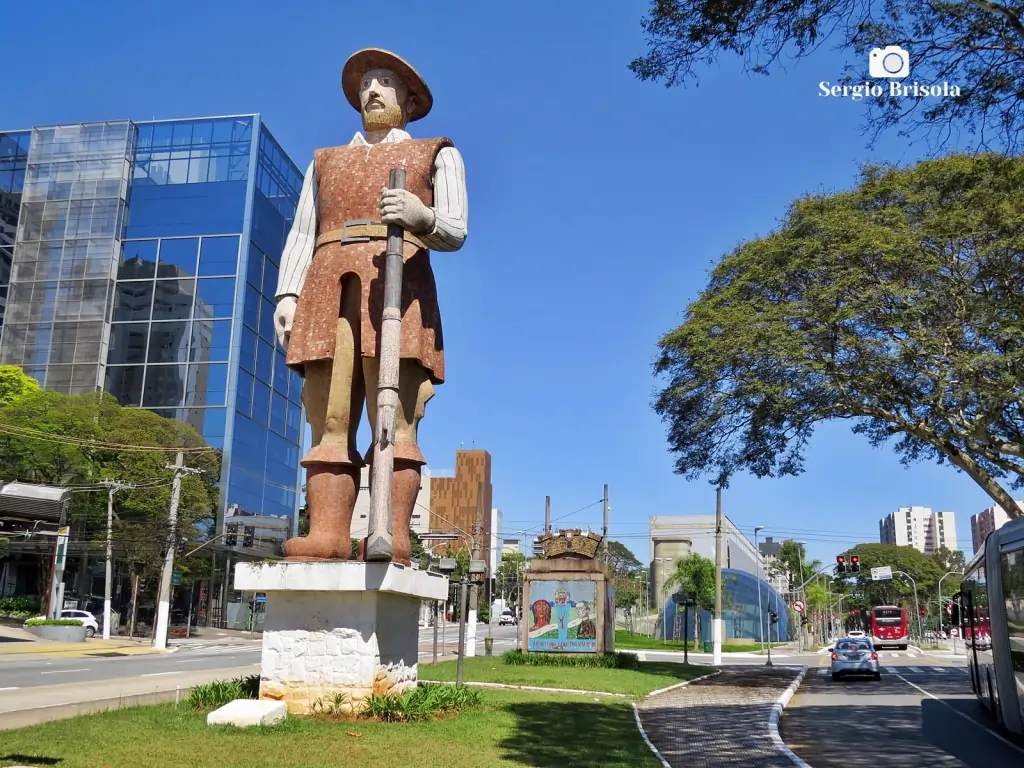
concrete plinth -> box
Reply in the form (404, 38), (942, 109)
(207, 699), (287, 727)
(234, 562), (448, 715)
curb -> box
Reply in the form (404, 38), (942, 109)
(647, 668), (722, 697)
(452, 681), (628, 698)
(768, 665), (811, 767)
(634, 668), (722, 767)
(0, 688), (191, 732)
(633, 703), (672, 768)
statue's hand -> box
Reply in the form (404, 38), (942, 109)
(274, 296), (297, 350)
(380, 187), (435, 234)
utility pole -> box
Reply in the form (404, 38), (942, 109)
(602, 484), (609, 559)
(467, 481), (485, 657)
(99, 480), (132, 640)
(544, 496), (551, 535)
(153, 450), (202, 651)
(713, 485), (723, 665)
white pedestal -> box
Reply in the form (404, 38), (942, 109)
(234, 562), (448, 715)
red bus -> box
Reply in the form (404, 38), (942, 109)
(870, 605), (909, 650)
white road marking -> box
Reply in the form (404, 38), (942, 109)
(174, 658), (208, 664)
(892, 670), (1024, 757)
(906, 666), (924, 673)
(141, 671), (181, 677)
(41, 668), (88, 675)
(0, 686), (20, 691)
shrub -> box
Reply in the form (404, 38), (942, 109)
(25, 618), (83, 627)
(0, 597), (41, 616)
(187, 674), (260, 710)
(363, 684), (481, 722)
(502, 649), (640, 670)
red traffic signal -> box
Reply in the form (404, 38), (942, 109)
(850, 555), (860, 572)
(836, 555), (847, 573)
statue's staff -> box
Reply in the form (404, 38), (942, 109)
(365, 167), (407, 562)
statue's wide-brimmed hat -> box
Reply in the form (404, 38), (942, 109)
(342, 48), (433, 122)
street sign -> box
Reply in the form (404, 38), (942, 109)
(171, 571), (183, 586)
(793, 600), (805, 613)
(871, 566), (893, 581)
(54, 526), (70, 571)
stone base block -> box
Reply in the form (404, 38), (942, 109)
(207, 699), (287, 727)
(236, 563), (446, 715)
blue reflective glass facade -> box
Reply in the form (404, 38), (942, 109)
(0, 115), (303, 539)
(661, 568), (792, 643)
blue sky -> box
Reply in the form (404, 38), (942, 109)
(5, 1), (999, 566)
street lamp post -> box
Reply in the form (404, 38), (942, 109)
(795, 541), (807, 653)
(893, 570), (923, 643)
(937, 570), (963, 636)
(754, 525), (766, 655)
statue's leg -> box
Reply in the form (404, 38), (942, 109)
(284, 276), (364, 561)
(361, 358), (434, 566)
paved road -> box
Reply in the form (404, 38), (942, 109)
(781, 651), (1024, 767)
(0, 622), (521, 690)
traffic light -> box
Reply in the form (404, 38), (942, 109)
(175, 537), (187, 556)
(800, 615), (808, 626)
(242, 528), (254, 548)
(226, 526), (237, 547)
(850, 555), (860, 573)
(768, 610), (779, 625)
(836, 555), (847, 574)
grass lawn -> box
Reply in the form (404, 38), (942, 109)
(0, 690), (662, 768)
(419, 656), (708, 697)
(615, 630), (785, 654)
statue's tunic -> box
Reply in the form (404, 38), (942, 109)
(286, 137), (452, 383)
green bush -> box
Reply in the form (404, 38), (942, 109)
(0, 596), (41, 616)
(478, 606), (490, 624)
(187, 674), (260, 710)
(25, 618), (83, 627)
(501, 649), (640, 669)
(363, 684), (481, 722)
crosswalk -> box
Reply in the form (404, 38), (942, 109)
(817, 665), (966, 676)
(172, 642), (261, 654)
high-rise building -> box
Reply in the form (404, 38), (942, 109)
(879, 506), (957, 554)
(758, 536), (790, 595)
(489, 507), (503, 576)
(0, 117), (304, 547)
(430, 450), (493, 570)
(971, 502), (1022, 554)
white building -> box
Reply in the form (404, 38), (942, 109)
(501, 538), (521, 556)
(489, 508), (503, 576)
(878, 506), (957, 554)
(350, 466), (432, 540)
(971, 501), (1023, 554)
(648, 515), (766, 604)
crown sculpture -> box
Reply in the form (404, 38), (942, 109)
(538, 528), (604, 559)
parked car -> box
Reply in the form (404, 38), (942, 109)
(498, 610), (517, 626)
(846, 630), (866, 638)
(25, 609), (99, 638)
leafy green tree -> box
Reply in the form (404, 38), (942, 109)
(842, 544), (946, 612)
(653, 154), (1024, 517)
(629, 0), (1024, 151)
(931, 547), (966, 575)
(600, 540), (644, 610)
(0, 366), (40, 406)
(664, 552), (716, 643)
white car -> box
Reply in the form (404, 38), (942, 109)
(847, 630), (866, 638)
(497, 610), (517, 626)
(26, 609), (99, 637)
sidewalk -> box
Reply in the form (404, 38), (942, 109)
(0, 636), (171, 660)
(0, 664), (259, 731)
(636, 666), (803, 767)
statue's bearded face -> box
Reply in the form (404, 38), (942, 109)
(360, 68), (414, 132)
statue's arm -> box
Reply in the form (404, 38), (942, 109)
(275, 159), (318, 301)
(418, 146), (468, 252)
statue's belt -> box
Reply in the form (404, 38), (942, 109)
(315, 219), (428, 252)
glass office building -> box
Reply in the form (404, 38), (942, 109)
(661, 568), (792, 644)
(0, 116), (304, 541)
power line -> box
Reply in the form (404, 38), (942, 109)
(0, 422), (217, 453)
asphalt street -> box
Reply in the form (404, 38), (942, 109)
(0, 621), (522, 691)
(781, 651), (1024, 768)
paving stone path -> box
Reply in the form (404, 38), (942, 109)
(637, 666), (802, 768)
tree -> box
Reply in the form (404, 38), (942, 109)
(600, 540), (644, 610)
(842, 543), (946, 607)
(0, 366), (40, 406)
(629, 0), (1024, 152)
(653, 154), (1024, 517)
(495, 551), (527, 608)
(602, 540), (643, 575)
(931, 546), (966, 575)
(664, 552), (716, 644)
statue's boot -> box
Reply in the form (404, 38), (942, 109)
(357, 460), (420, 566)
(284, 463), (357, 560)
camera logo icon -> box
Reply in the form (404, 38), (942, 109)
(869, 46), (910, 79)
